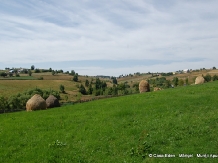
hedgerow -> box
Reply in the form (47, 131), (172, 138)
(0, 88), (60, 112)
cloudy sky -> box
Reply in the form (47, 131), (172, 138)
(0, 0), (218, 76)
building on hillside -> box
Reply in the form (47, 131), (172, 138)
(9, 70), (14, 73)
(183, 69), (190, 73)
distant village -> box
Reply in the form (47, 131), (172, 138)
(1, 66), (216, 78)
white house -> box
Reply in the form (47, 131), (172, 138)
(183, 69), (189, 73)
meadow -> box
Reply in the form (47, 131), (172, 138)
(0, 81), (218, 162)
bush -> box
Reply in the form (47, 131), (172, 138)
(178, 79), (184, 86)
(3, 88), (61, 111)
(204, 74), (211, 82)
(0, 72), (7, 77)
(0, 96), (9, 112)
(28, 70), (32, 76)
(212, 75), (218, 81)
(34, 69), (41, 73)
(87, 84), (93, 95)
(59, 85), (65, 93)
(79, 84), (87, 95)
(73, 73), (78, 82)
(85, 80), (89, 87)
(38, 76), (44, 80)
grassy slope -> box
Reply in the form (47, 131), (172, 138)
(1, 82), (218, 162)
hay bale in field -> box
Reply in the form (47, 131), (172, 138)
(26, 94), (46, 111)
(139, 80), (150, 93)
(195, 76), (205, 85)
(46, 95), (60, 108)
(154, 87), (161, 91)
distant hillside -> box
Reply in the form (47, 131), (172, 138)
(1, 81), (218, 162)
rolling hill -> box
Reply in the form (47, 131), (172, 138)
(0, 81), (218, 162)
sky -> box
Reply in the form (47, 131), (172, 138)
(0, 0), (218, 76)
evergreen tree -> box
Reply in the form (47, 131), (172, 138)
(87, 84), (93, 95)
(73, 73), (78, 82)
(31, 65), (35, 70)
(111, 77), (118, 84)
(59, 84), (65, 93)
(85, 79), (89, 87)
(70, 70), (75, 76)
(172, 77), (179, 86)
(79, 84), (87, 95)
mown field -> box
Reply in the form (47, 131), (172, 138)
(0, 73), (114, 102)
(0, 80), (78, 99)
(0, 81), (218, 162)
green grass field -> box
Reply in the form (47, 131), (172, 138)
(1, 81), (218, 162)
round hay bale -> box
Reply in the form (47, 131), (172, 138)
(139, 80), (150, 93)
(195, 76), (205, 85)
(154, 87), (161, 91)
(26, 94), (46, 111)
(46, 95), (60, 108)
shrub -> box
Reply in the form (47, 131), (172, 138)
(212, 75), (218, 81)
(59, 84), (65, 93)
(178, 79), (184, 86)
(79, 84), (87, 95)
(85, 80), (89, 87)
(203, 74), (211, 82)
(73, 73), (78, 82)
(0, 72), (7, 77)
(9, 73), (13, 77)
(0, 96), (9, 112)
(34, 69), (41, 73)
(87, 84), (93, 95)
(4, 88), (61, 111)
(28, 70), (32, 76)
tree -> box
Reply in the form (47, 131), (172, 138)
(87, 84), (93, 95)
(112, 77), (117, 85)
(172, 77), (179, 86)
(85, 79), (89, 87)
(28, 70), (32, 76)
(49, 68), (52, 72)
(133, 83), (139, 92)
(70, 70), (75, 76)
(9, 73), (13, 77)
(59, 84), (65, 93)
(112, 85), (118, 95)
(0, 96), (9, 112)
(178, 79), (184, 86)
(213, 67), (216, 70)
(204, 74), (211, 82)
(0, 72), (7, 77)
(73, 73), (78, 82)
(164, 80), (171, 88)
(79, 84), (87, 95)
(212, 75), (218, 81)
(34, 69), (40, 73)
(185, 78), (189, 85)
(31, 65), (35, 70)
(52, 70), (55, 76)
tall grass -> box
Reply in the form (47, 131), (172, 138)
(1, 82), (218, 162)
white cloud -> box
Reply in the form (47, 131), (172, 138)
(0, 0), (218, 75)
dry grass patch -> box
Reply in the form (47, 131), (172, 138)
(0, 80), (77, 98)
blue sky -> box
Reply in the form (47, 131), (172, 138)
(0, 0), (218, 76)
